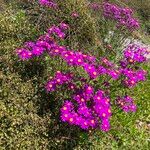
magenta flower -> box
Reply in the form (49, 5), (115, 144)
(107, 69), (121, 80)
(100, 119), (110, 132)
(82, 63), (99, 79)
(88, 118), (97, 128)
(73, 94), (87, 104)
(16, 48), (32, 60)
(39, 0), (57, 9)
(79, 119), (90, 130)
(123, 44), (148, 63)
(38, 34), (55, 44)
(117, 96), (137, 112)
(60, 50), (85, 66)
(136, 69), (147, 81)
(119, 60), (128, 68)
(101, 57), (114, 67)
(24, 41), (35, 49)
(98, 65), (107, 75)
(48, 45), (66, 56)
(45, 71), (72, 92)
(102, 2), (140, 30)
(60, 100), (74, 113)
(83, 84), (94, 95)
(32, 46), (45, 56)
(61, 113), (76, 124)
(77, 105), (93, 118)
(124, 78), (137, 88)
(129, 104), (137, 112)
(67, 83), (76, 91)
(48, 26), (66, 39)
(36, 40), (51, 49)
(59, 23), (69, 30)
(16, 19), (148, 133)
(45, 80), (56, 92)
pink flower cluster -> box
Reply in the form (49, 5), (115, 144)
(16, 3), (148, 131)
(93, 90), (111, 131)
(102, 2), (140, 30)
(119, 44), (148, 88)
(16, 23), (68, 60)
(39, 0), (57, 8)
(122, 68), (147, 88)
(16, 25), (148, 91)
(48, 24), (69, 39)
(123, 44), (148, 63)
(45, 71), (73, 92)
(60, 85), (111, 131)
(117, 96), (137, 112)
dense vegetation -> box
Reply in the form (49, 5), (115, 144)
(0, 0), (149, 149)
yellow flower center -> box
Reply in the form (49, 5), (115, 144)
(84, 122), (87, 125)
(97, 97), (100, 100)
(78, 59), (82, 62)
(102, 113), (106, 117)
(64, 114), (68, 117)
(81, 98), (85, 102)
(69, 118), (73, 122)
(91, 120), (95, 124)
(88, 87), (92, 90)
(93, 72), (97, 75)
(55, 49), (59, 52)
(49, 84), (52, 88)
(108, 109), (111, 113)
(131, 80), (135, 84)
(63, 107), (67, 110)
(57, 79), (61, 82)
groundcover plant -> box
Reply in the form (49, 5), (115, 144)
(16, 0), (149, 132)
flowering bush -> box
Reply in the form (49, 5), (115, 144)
(103, 2), (140, 30)
(39, 0), (57, 8)
(16, 1), (149, 132)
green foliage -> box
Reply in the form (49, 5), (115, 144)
(0, 9), (37, 42)
(74, 64), (150, 150)
(0, 1), (150, 149)
(0, 6), (48, 149)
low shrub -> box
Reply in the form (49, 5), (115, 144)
(1, 0), (150, 149)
